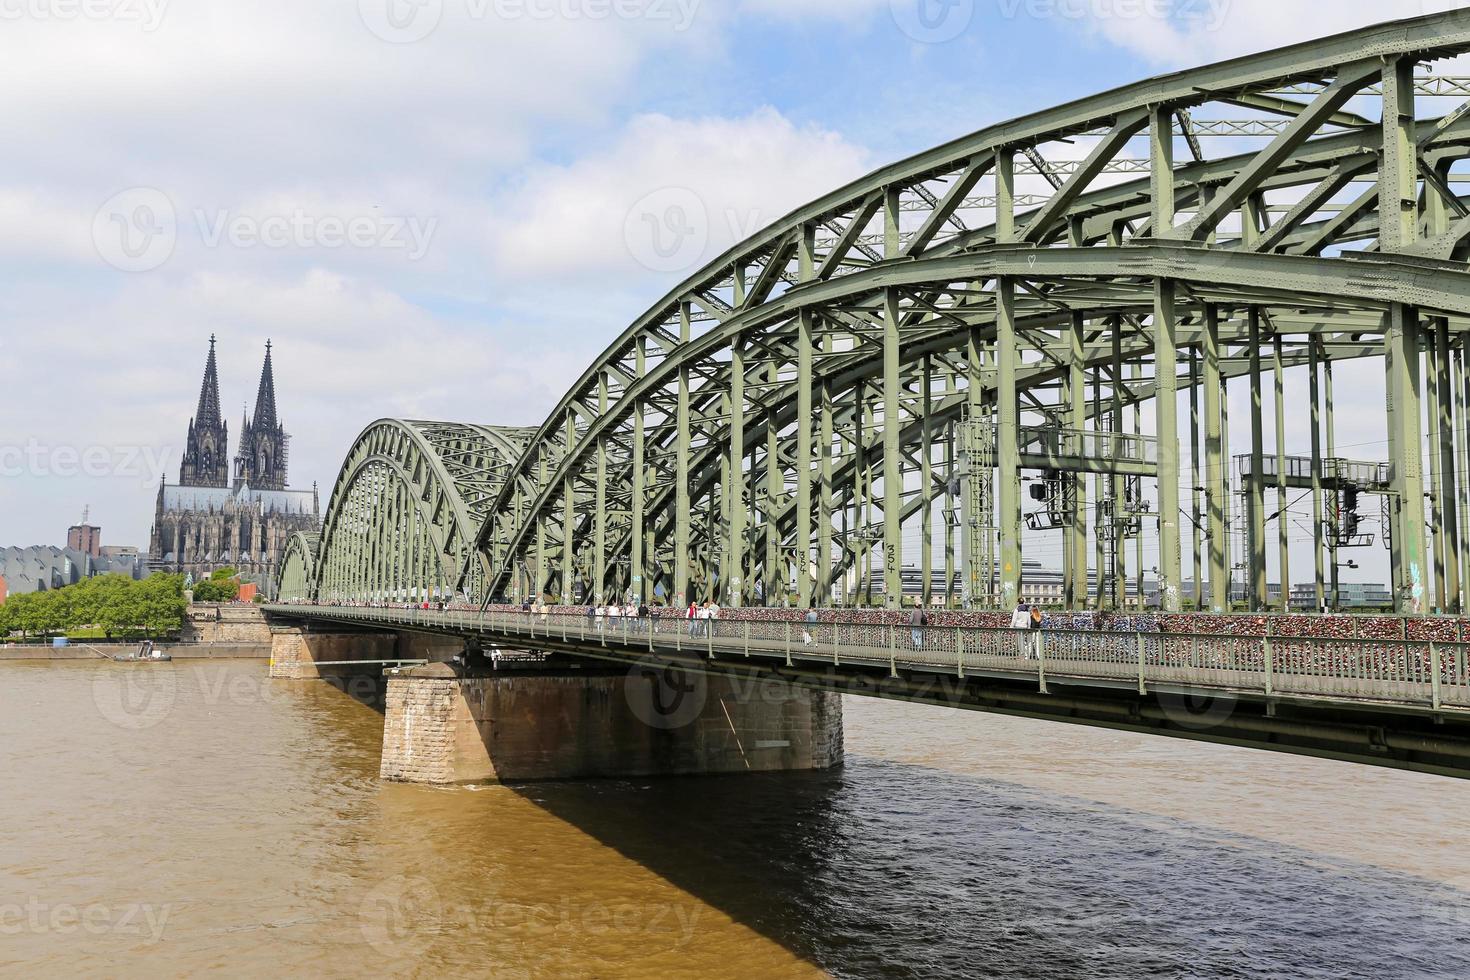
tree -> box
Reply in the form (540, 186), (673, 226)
(193, 568), (241, 603)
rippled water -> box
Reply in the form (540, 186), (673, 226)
(3, 659), (1470, 978)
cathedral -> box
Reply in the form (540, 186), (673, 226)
(149, 337), (320, 595)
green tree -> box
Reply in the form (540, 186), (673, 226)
(193, 567), (241, 603)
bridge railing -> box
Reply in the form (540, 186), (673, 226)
(268, 605), (1470, 712)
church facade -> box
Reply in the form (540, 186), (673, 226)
(149, 338), (320, 596)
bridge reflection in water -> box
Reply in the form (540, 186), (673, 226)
(269, 604), (1470, 779)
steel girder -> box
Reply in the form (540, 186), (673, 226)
(283, 11), (1470, 615)
(278, 531), (320, 602)
(309, 420), (534, 604)
(459, 10), (1470, 614)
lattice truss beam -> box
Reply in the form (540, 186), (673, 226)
(292, 11), (1470, 615)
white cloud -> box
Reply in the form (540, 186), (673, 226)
(486, 107), (873, 281)
(1075, 0), (1463, 66)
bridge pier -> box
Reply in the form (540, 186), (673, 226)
(268, 628), (401, 680)
(380, 664), (844, 785)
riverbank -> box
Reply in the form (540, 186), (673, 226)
(0, 642), (270, 662)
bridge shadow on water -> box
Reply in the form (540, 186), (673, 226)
(511, 756), (1470, 980)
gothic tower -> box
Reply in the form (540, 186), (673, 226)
(235, 340), (289, 491)
(178, 335), (229, 488)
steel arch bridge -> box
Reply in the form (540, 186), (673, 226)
(288, 11), (1470, 617)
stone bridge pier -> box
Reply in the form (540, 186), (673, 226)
(269, 628), (844, 784)
(380, 663), (844, 785)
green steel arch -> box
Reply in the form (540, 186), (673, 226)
(307, 420), (534, 604)
(293, 11), (1470, 616)
(278, 532), (319, 602)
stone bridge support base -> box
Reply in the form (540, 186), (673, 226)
(268, 628), (402, 680)
(380, 665), (845, 784)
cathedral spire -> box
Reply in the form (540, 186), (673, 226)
(252, 339), (278, 430)
(196, 334), (223, 429)
(179, 335), (230, 488)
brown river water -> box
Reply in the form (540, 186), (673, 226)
(3, 658), (1470, 979)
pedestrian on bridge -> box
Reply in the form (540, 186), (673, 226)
(687, 601), (699, 637)
(909, 598), (928, 650)
(803, 607), (818, 647)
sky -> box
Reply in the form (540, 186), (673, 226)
(2, 0), (1464, 590)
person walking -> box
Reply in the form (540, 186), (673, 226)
(803, 607), (818, 646)
(687, 600), (699, 638)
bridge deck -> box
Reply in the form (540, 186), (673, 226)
(266, 604), (1470, 778)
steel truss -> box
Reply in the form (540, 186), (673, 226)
(288, 11), (1470, 616)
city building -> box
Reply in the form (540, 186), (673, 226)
(66, 517), (101, 558)
(148, 337), (320, 597)
(0, 546), (148, 596)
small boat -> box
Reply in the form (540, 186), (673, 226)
(115, 641), (172, 663)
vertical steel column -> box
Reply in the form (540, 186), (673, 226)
(1460, 343), (1470, 610)
(594, 376), (608, 604)
(561, 414), (577, 604)
(534, 454), (547, 600)
(997, 277), (1022, 609)
(1219, 360), (1232, 608)
(921, 353), (934, 608)
(1151, 105), (1182, 612)
(818, 378), (834, 607)
(963, 324), (986, 606)
(1203, 307), (1227, 613)
(1247, 309), (1267, 610)
(766, 412), (781, 605)
(1437, 318), (1461, 612)
(882, 285), (903, 608)
(1190, 346), (1202, 608)
(945, 417), (957, 607)
(882, 186), (904, 608)
(631, 338), (646, 604)
(1429, 330), (1448, 611)
(727, 330), (744, 607)
(1387, 303), (1428, 613)
(1068, 311), (1088, 609)
(1325, 354), (1339, 609)
(1309, 339), (1326, 612)
(797, 223), (816, 608)
(1111, 316), (1126, 608)
(1273, 332), (1290, 612)
(675, 302), (693, 608)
